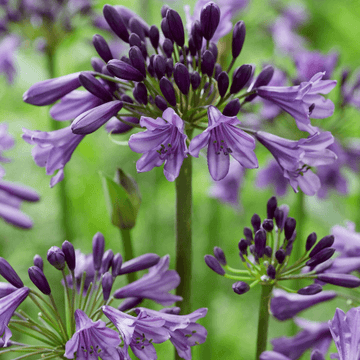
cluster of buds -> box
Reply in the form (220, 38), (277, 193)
(0, 233), (207, 359)
(205, 196), (360, 295)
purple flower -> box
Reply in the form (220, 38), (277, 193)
(0, 287), (29, 346)
(189, 106), (258, 181)
(22, 126), (85, 187)
(113, 255), (182, 306)
(260, 351), (291, 360)
(64, 309), (121, 359)
(0, 123), (15, 174)
(257, 72), (337, 134)
(128, 108), (188, 182)
(0, 35), (20, 84)
(332, 222), (360, 257)
(0, 283), (17, 299)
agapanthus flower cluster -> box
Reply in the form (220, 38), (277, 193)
(0, 232), (207, 359)
(205, 196), (360, 296)
(23, 1), (337, 194)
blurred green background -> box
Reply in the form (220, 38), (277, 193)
(1, 0), (360, 358)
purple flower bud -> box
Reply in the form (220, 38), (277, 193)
(191, 20), (203, 51)
(188, 37), (196, 56)
(306, 232), (317, 251)
(208, 42), (218, 62)
(101, 250), (114, 273)
(201, 50), (215, 77)
(306, 248), (335, 267)
(71, 101), (123, 135)
(0, 258), (23, 288)
(162, 38), (173, 58)
(133, 83), (148, 105)
(165, 58), (174, 77)
(255, 229), (267, 258)
(222, 98), (241, 116)
(101, 272), (113, 301)
(166, 9), (185, 47)
(317, 273), (360, 288)
(214, 63), (222, 80)
(62, 241), (76, 271)
(264, 246), (272, 258)
(120, 56), (132, 65)
(191, 72), (201, 90)
(107, 59), (144, 82)
(92, 232), (105, 271)
(200, 2), (220, 41)
(174, 63), (190, 95)
(111, 253), (123, 277)
(238, 239), (248, 254)
(121, 94), (134, 104)
(232, 21), (246, 59)
(149, 25), (160, 49)
(244, 227), (253, 241)
(160, 77), (177, 106)
(91, 57), (104, 73)
(217, 71), (229, 97)
(155, 95), (168, 111)
(267, 196), (277, 219)
(106, 117), (139, 134)
(213, 246), (227, 265)
(297, 284), (322, 295)
(118, 254), (160, 275)
(47, 246), (66, 271)
(262, 219), (274, 232)
(275, 249), (285, 264)
(284, 217), (296, 240)
(251, 213), (261, 233)
(154, 55), (166, 79)
(28, 266), (51, 295)
(246, 65), (275, 102)
(129, 46), (146, 77)
(274, 208), (284, 229)
(129, 33), (142, 48)
(232, 281), (250, 295)
(92, 34), (113, 63)
(103, 5), (129, 43)
(229, 65), (252, 94)
(129, 18), (146, 41)
(249, 244), (256, 255)
(161, 4), (170, 18)
(161, 18), (173, 41)
(79, 72), (113, 102)
(309, 235), (334, 258)
(118, 297), (143, 312)
(33, 255), (43, 271)
(204, 255), (225, 276)
(267, 264), (276, 279)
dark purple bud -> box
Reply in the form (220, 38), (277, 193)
(201, 50), (215, 77)
(274, 208), (284, 229)
(154, 55), (166, 79)
(92, 34), (113, 63)
(251, 213), (261, 233)
(121, 94), (134, 104)
(249, 244), (256, 255)
(166, 9), (185, 47)
(118, 254), (160, 275)
(91, 57), (105, 73)
(275, 249), (285, 264)
(33, 255), (44, 271)
(200, 2), (220, 41)
(262, 219), (274, 232)
(238, 239), (248, 253)
(191, 20), (203, 51)
(160, 77), (177, 106)
(204, 255), (225, 276)
(246, 65), (275, 102)
(101, 249), (114, 273)
(306, 248), (335, 267)
(284, 217), (296, 240)
(267, 264), (276, 279)
(317, 273), (360, 288)
(214, 64), (222, 81)
(79, 72), (113, 102)
(255, 229), (267, 258)
(161, 18), (173, 41)
(129, 46), (146, 77)
(223, 99), (241, 116)
(103, 4), (129, 43)
(165, 58), (174, 77)
(297, 284), (322, 295)
(306, 232), (317, 251)
(62, 241), (76, 272)
(28, 266), (51, 295)
(120, 56), (132, 65)
(129, 33), (142, 48)
(100, 67), (117, 92)
(174, 63), (190, 95)
(213, 246), (227, 265)
(129, 17), (145, 41)
(309, 235), (334, 258)
(163, 38), (174, 58)
(111, 253), (123, 277)
(243, 227), (253, 241)
(161, 4), (170, 18)
(0, 258), (23, 288)
(149, 25), (160, 49)
(133, 82), (148, 105)
(107, 59), (144, 82)
(47, 246), (66, 271)
(102, 272), (113, 301)
(188, 37), (196, 56)
(230, 64), (252, 94)
(92, 232), (105, 271)
(313, 259), (334, 274)
(311, 350), (325, 360)
(232, 21), (246, 59)
(191, 72), (201, 90)
(232, 281), (250, 295)
(118, 297), (143, 312)
(264, 246), (272, 258)
(266, 196), (277, 219)
(217, 71), (229, 97)
(155, 95), (168, 111)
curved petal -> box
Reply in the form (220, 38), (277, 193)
(128, 127), (171, 153)
(136, 150), (164, 172)
(297, 170), (321, 196)
(207, 135), (230, 181)
(188, 131), (210, 157)
(163, 149), (186, 182)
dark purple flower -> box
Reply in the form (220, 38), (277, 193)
(128, 108), (188, 181)
(28, 266), (51, 295)
(64, 309), (121, 359)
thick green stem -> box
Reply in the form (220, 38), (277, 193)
(119, 228), (137, 283)
(256, 285), (273, 359)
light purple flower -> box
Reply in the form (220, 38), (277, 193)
(189, 106), (258, 181)
(0, 35), (20, 84)
(22, 126), (85, 187)
(260, 351), (291, 360)
(332, 222), (360, 257)
(0, 123), (15, 173)
(64, 309), (121, 359)
(257, 72), (337, 134)
(128, 108), (188, 182)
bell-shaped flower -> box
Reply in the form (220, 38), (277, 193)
(189, 106), (258, 181)
(22, 126), (85, 187)
(128, 108), (188, 182)
(64, 309), (121, 359)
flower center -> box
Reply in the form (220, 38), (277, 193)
(213, 125), (232, 156)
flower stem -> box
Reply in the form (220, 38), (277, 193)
(255, 284), (274, 359)
(119, 228), (137, 283)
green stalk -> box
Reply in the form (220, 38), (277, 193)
(255, 285), (274, 359)
(119, 228), (137, 283)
